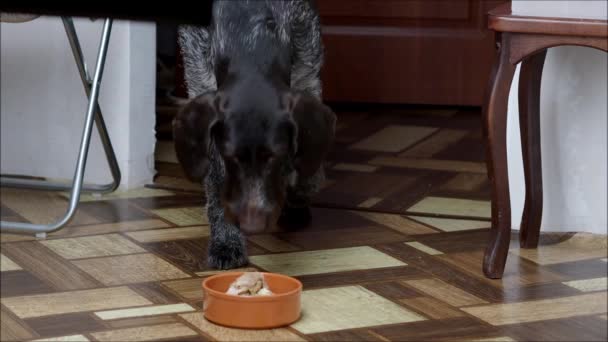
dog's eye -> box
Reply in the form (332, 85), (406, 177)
(265, 18), (276, 30)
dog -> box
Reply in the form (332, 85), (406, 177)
(173, 0), (336, 269)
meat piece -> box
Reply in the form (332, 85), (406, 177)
(226, 272), (274, 296)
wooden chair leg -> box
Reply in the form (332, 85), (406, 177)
(518, 50), (547, 249)
(483, 33), (517, 279)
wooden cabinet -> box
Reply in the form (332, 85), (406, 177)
(317, 0), (508, 106)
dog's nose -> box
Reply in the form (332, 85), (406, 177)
(238, 205), (269, 234)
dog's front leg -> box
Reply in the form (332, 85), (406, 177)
(280, 166), (326, 229)
(205, 175), (249, 270)
(206, 198), (249, 269)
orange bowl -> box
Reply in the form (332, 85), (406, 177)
(201, 272), (302, 329)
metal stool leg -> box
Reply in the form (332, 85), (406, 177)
(1, 18), (115, 234)
(62, 16), (121, 193)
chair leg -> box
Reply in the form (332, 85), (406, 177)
(0, 18), (114, 235)
(482, 33), (517, 279)
(518, 50), (547, 249)
(62, 17), (121, 192)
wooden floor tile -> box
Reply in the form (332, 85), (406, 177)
(317, 173), (419, 208)
(91, 322), (197, 342)
(399, 128), (468, 158)
(250, 246), (406, 276)
(546, 258), (608, 279)
(72, 253), (190, 286)
(179, 312), (305, 341)
(129, 282), (183, 304)
(0, 204), (24, 221)
(1, 189), (99, 226)
(332, 163), (378, 173)
(76, 200), (152, 223)
(310, 329), (386, 342)
(298, 266), (424, 290)
(404, 241), (443, 255)
(95, 303), (195, 320)
(31, 334), (90, 341)
(466, 337), (516, 342)
(378, 243), (505, 302)
(353, 211), (438, 235)
(1, 306), (37, 341)
(1, 253), (22, 272)
(46, 219), (170, 239)
(350, 125), (437, 152)
(151, 207), (208, 226)
(147, 239), (210, 273)
(40, 234), (145, 259)
(441, 172), (487, 192)
(399, 297), (464, 319)
(462, 292), (607, 325)
(248, 234), (301, 252)
(279, 226), (408, 250)
(0, 233), (36, 243)
(1, 271), (54, 297)
(364, 281), (421, 300)
(161, 278), (205, 301)
(413, 229), (490, 254)
(25, 313), (105, 339)
(1, 287), (151, 318)
(357, 197), (383, 208)
(502, 282), (583, 303)
(438, 250), (564, 288)
(292, 285), (425, 334)
(562, 277), (607, 292)
(501, 315), (607, 342)
(407, 197), (491, 218)
(1, 242), (101, 291)
(126, 226), (209, 243)
(370, 317), (497, 342)
(407, 216), (490, 232)
(129, 194), (204, 211)
(403, 278), (488, 307)
(151, 175), (204, 193)
(105, 315), (177, 329)
(65, 188), (174, 202)
(369, 157), (487, 174)
(512, 233), (607, 265)
(155, 140), (179, 163)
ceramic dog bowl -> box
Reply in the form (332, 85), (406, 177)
(201, 272), (302, 329)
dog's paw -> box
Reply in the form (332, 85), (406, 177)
(207, 243), (249, 270)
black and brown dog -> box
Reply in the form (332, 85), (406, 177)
(173, 0), (336, 269)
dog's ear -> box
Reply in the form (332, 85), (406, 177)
(282, 92), (337, 179)
(172, 92), (226, 183)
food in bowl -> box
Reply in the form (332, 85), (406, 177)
(226, 272), (274, 296)
(202, 272), (302, 328)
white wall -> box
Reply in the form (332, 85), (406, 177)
(507, 1), (607, 234)
(1, 16), (157, 189)
(512, 0), (607, 20)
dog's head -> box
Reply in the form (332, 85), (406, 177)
(172, 74), (335, 234)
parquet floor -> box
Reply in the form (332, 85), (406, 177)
(1, 106), (606, 341)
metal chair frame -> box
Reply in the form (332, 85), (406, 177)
(0, 17), (120, 236)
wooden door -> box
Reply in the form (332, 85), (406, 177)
(317, 0), (508, 106)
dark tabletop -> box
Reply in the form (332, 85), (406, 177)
(0, 3), (213, 25)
